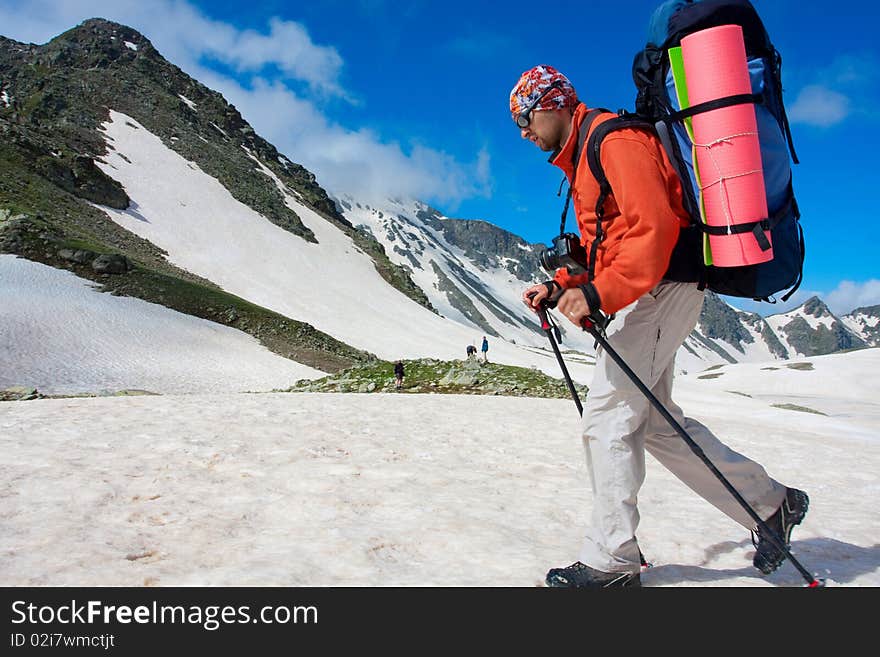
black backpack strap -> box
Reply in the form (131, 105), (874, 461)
(697, 181), (800, 252)
(558, 108), (605, 236)
(782, 218), (805, 301)
(771, 47), (799, 164)
(584, 114), (655, 280)
(666, 92), (762, 122)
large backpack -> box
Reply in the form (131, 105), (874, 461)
(584, 0), (804, 302)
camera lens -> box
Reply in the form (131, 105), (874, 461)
(539, 246), (559, 272)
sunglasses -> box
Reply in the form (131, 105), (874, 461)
(515, 80), (563, 129)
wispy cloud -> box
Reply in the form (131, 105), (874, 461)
(789, 85), (851, 127)
(817, 54), (878, 87)
(202, 17), (350, 99)
(825, 280), (880, 315)
(198, 73), (491, 206)
(789, 53), (878, 127)
(0, 0), (489, 207)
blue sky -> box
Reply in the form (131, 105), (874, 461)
(1, 0), (878, 315)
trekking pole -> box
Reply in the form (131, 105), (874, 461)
(534, 301), (583, 415)
(532, 295), (654, 571)
(577, 312), (823, 588)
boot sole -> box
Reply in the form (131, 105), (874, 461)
(754, 490), (810, 574)
(545, 572), (641, 588)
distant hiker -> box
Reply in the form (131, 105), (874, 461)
(512, 64), (808, 589)
(480, 336), (489, 363)
(394, 360), (405, 390)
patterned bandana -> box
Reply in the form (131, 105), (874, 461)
(509, 65), (578, 117)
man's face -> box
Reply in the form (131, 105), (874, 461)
(519, 109), (566, 152)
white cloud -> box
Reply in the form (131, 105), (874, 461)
(198, 17), (349, 99)
(816, 53), (878, 89)
(825, 280), (880, 315)
(199, 74), (491, 207)
(788, 53), (878, 127)
(0, 0), (489, 207)
(789, 85), (850, 127)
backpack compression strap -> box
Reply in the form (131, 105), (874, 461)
(665, 92), (762, 123)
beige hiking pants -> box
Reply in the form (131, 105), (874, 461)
(578, 280), (787, 573)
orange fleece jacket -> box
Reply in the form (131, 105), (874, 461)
(550, 103), (690, 315)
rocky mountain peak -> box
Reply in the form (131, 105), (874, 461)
(801, 296), (832, 318)
(20, 18), (156, 75)
(849, 304), (880, 318)
(766, 295), (867, 357)
(842, 304), (880, 348)
(58, 17), (152, 48)
(0, 17), (348, 229)
(1, 17), (436, 318)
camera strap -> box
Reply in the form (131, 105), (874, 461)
(557, 109), (605, 237)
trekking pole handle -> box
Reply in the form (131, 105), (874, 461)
(526, 291), (552, 330)
(580, 309), (611, 334)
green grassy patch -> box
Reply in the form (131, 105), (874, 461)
(771, 403), (827, 416)
(281, 358), (590, 400)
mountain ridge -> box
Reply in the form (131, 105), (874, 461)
(0, 18), (431, 370)
(1, 18), (875, 389)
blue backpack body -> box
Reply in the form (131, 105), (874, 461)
(588, 0), (804, 302)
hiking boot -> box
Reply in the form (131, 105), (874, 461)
(752, 488), (809, 575)
(545, 562), (641, 588)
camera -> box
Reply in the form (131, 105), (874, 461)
(539, 232), (588, 274)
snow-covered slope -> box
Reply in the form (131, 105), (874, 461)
(765, 297), (866, 357)
(0, 255), (320, 394)
(2, 348), (877, 586)
(84, 112), (875, 384)
(677, 347), (880, 441)
(92, 111), (597, 385)
(7, 106), (870, 398)
(842, 305), (880, 347)
(337, 196), (600, 354)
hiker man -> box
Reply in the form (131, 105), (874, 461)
(394, 360), (405, 390)
(512, 64), (808, 588)
(480, 336), (489, 363)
